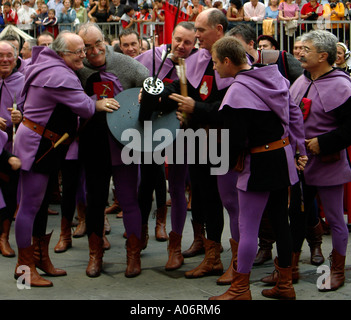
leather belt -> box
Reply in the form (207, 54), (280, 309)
(250, 137), (290, 154)
(22, 117), (71, 145)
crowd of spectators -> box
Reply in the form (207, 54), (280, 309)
(0, 0), (350, 55)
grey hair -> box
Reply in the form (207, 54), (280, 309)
(77, 22), (104, 40)
(25, 38), (37, 50)
(0, 40), (18, 59)
(294, 35), (302, 43)
(301, 30), (338, 65)
(51, 30), (72, 53)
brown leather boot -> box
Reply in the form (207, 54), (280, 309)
(155, 205), (168, 241)
(253, 238), (273, 266)
(86, 232), (104, 277)
(182, 220), (205, 258)
(141, 224), (149, 250)
(261, 257), (296, 300)
(73, 202), (86, 238)
(15, 245), (53, 287)
(165, 231), (184, 271)
(319, 249), (346, 292)
(306, 219), (325, 266)
(54, 216), (72, 253)
(125, 234), (142, 278)
(33, 232), (67, 276)
(0, 219), (15, 257)
(216, 238), (238, 285)
(261, 251), (300, 285)
(209, 267), (251, 300)
(185, 237), (223, 278)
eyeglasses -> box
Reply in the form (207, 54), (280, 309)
(84, 40), (104, 53)
(62, 48), (87, 56)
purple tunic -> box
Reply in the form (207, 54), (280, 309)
(185, 48), (235, 90)
(290, 68), (351, 186)
(136, 44), (179, 81)
(0, 71), (25, 153)
(220, 65), (305, 191)
(13, 46), (95, 171)
(0, 130), (8, 209)
(17, 57), (31, 75)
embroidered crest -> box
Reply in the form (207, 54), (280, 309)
(199, 75), (213, 101)
(93, 81), (114, 100)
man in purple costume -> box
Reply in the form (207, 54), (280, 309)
(157, 8), (236, 279)
(13, 31), (117, 287)
(209, 37), (307, 300)
(135, 21), (197, 270)
(289, 30), (351, 292)
(77, 22), (149, 278)
(0, 41), (24, 258)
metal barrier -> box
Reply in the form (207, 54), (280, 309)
(16, 21), (165, 42)
(12, 19), (351, 52)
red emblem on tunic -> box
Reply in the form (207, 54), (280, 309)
(300, 97), (312, 121)
(93, 81), (114, 100)
(199, 75), (213, 101)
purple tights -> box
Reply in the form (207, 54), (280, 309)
(317, 185), (348, 256)
(15, 170), (49, 248)
(168, 163), (188, 235)
(217, 170), (240, 242)
(112, 164), (141, 239)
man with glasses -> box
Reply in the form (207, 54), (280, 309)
(288, 30), (351, 293)
(13, 31), (116, 287)
(77, 22), (148, 279)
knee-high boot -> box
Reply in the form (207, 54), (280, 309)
(165, 231), (184, 271)
(33, 232), (67, 276)
(0, 219), (15, 257)
(86, 232), (104, 277)
(216, 238), (238, 285)
(261, 257), (296, 300)
(54, 216), (72, 253)
(14, 245), (53, 287)
(209, 266), (251, 300)
(125, 234), (142, 278)
(185, 237), (223, 278)
(319, 249), (345, 292)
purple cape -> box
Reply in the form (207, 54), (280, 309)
(220, 65), (305, 191)
(0, 71), (25, 152)
(136, 44), (178, 81)
(14, 46), (95, 171)
(185, 48), (235, 90)
(290, 68), (351, 186)
(24, 46), (84, 92)
(290, 68), (351, 113)
(0, 130), (8, 209)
